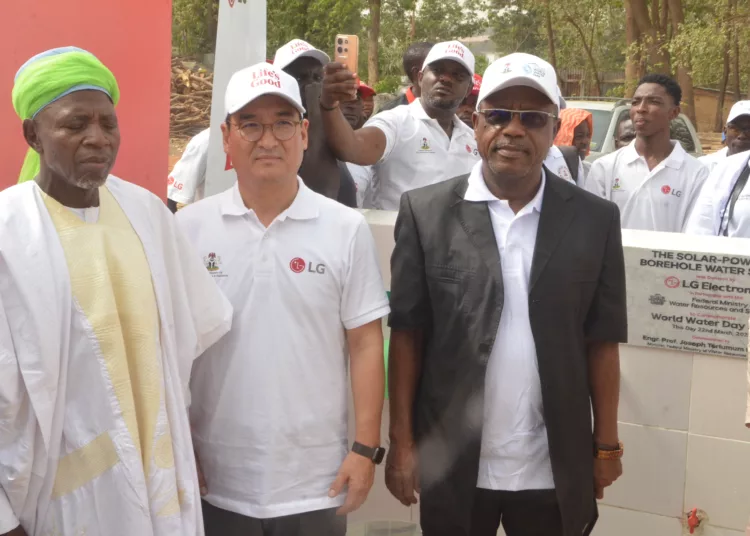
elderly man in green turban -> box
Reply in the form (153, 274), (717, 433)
(0, 47), (232, 536)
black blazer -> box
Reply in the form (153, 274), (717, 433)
(389, 170), (628, 536)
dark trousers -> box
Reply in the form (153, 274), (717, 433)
(469, 489), (563, 536)
(202, 500), (347, 536)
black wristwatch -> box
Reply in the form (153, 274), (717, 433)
(352, 442), (386, 465)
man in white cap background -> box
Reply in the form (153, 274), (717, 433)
(698, 100), (750, 172)
(320, 40), (480, 210)
(167, 39), (358, 210)
(686, 101), (750, 238)
(386, 52), (626, 536)
(583, 73), (708, 232)
(176, 62), (391, 536)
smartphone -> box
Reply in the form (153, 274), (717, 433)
(335, 34), (360, 75)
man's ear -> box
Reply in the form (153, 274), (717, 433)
(22, 119), (43, 154)
(670, 105), (681, 121)
(221, 120), (231, 154)
(301, 118), (310, 151)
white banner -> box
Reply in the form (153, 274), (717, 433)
(625, 247), (750, 358)
(205, 0), (267, 197)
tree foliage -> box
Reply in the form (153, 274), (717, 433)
(173, 0), (750, 116)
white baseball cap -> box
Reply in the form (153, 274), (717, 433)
(225, 63), (305, 117)
(558, 86), (567, 110)
(422, 40), (475, 77)
(727, 100), (750, 124)
(273, 39), (330, 71)
(478, 53), (559, 111)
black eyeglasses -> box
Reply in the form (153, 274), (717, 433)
(478, 109), (557, 130)
(232, 120), (303, 142)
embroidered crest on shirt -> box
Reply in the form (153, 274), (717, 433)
(205, 252), (221, 272)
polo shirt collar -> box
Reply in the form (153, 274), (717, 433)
(623, 139), (686, 169)
(464, 161), (546, 213)
(409, 98), (471, 136)
(221, 177), (320, 220)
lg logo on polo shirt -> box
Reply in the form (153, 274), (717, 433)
(290, 257), (326, 275)
(661, 185), (682, 198)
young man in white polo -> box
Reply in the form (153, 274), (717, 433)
(321, 40), (480, 210)
(583, 73), (708, 232)
(176, 63), (390, 536)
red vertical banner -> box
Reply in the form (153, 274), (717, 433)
(0, 1), (172, 197)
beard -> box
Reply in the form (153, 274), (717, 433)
(423, 92), (462, 111)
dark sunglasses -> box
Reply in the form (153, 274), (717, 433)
(478, 108), (557, 129)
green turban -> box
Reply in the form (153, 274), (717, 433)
(12, 46), (120, 184)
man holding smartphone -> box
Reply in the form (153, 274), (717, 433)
(320, 40), (479, 210)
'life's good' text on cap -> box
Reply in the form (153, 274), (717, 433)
(225, 62), (305, 117)
(273, 39), (330, 72)
(422, 41), (475, 77)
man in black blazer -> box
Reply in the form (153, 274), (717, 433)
(385, 53), (627, 536)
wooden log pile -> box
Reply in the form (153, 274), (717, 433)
(171, 57), (213, 138)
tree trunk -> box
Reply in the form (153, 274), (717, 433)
(564, 15), (602, 96)
(715, 0), (732, 132)
(624, 0), (641, 97)
(544, 0), (557, 71)
(667, 0), (695, 124)
(368, 0), (381, 86)
(731, 0), (741, 101)
(630, 0), (670, 73)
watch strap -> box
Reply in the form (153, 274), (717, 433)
(352, 442), (386, 465)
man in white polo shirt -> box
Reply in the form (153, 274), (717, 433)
(320, 40), (479, 210)
(699, 100), (750, 172)
(177, 63), (390, 535)
(583, 73), (708, 232)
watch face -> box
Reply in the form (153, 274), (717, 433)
(373, 447), (386, 465)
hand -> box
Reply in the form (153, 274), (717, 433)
(385, 441), (420, 506)
(195, 451), (208, 497)
(329, 452), (376, 515)
(321, 63), (358, 109)
(593, 457), (622, 500)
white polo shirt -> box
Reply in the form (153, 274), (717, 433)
(583, 140), (708, 232)
(698, 146), (728, 173)
(363, 98), (479, 210)
(686, 151), (750, 237)
(167, 128), (209, 205)
(543, 145), (581, 184)
(176, 178), (390, 519)
(464, 162), (554, 491)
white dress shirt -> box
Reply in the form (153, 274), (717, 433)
(583, 140), (708, 232)
(464, 162), (555, 491)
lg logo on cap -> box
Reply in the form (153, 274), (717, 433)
(290, 257), (326, 275)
